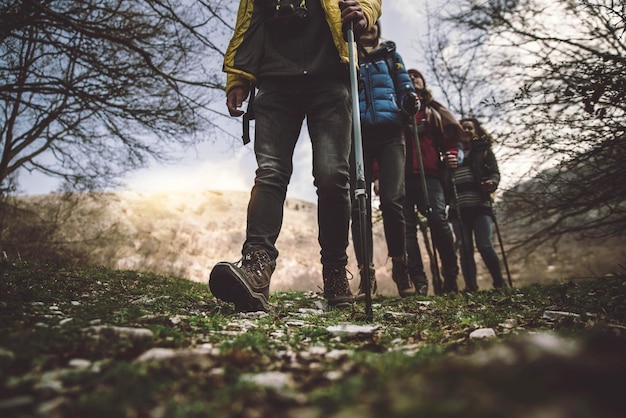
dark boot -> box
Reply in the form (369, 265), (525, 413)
(462, 284), (479, 293)
(209, 250), (275, 312)
(493, 280), (507, 289)
(323, 266), (354, 309)
(356, 265), (377, 302)
(442, 265), (459, 294)
(442, 277), (459, 294)
(410, 273), (429, 296)
(392, 256), (416, 298)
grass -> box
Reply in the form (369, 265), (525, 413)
(0, 259), (624, 417)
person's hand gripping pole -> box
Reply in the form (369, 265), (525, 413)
(406, 86), (444, 295)
(346, 21), (373, 321)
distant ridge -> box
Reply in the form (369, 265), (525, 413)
(6, 189), (619, 294)
(5, 189), (400, 295)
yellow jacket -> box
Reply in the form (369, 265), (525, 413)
(222, 0), (382, 96)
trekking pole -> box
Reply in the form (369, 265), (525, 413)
(489, 200), (513, 287)
(347, 23), (373, 322)
(448, 171), (474, 290)
(407, 89), (443, 295)
(417, 214), (440, 289)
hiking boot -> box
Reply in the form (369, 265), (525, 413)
(356, 265), (377, 302)
(323, 266), (354, 309)
(442, 266), (459, 294)
(493, 280), (507, 289)
(410, 273), (428, 296)
(411, 276), (428, 296)
(209, 250), (275, 312)
(392, 256), (416, 298)
(442, 280), (459, 294)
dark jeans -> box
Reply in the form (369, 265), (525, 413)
(350, 128), (406, 266)
(404, 173), (459, 284)
(451, 213), (505, 289)
(243, 77), (352, 268)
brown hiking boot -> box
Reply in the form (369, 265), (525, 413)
(209, 250), (275, 312)
(355, 265), (377, 302)
(323, 266), (354, 309)
(392, 256), (416, 298)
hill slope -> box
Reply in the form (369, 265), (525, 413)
(6, 190), (411, 296)
(4, 189), (623, 296)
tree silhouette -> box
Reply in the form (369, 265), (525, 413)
(421, 0), (626, 252)
(0, 0), (234, 194)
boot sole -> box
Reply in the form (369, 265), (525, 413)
(209, 262), (269, 312)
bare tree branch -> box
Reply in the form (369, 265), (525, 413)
(0, 0), (234, 193)
(421, 0), (626, 255)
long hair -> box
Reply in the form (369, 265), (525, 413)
(460, 117), (493, 144)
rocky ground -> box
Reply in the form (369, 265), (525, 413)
(0, 260), (624, 417)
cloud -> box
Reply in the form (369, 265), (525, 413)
(125, 136), (317, 203)
(125, 148), (254, 194)
(384, 0), (424, 22)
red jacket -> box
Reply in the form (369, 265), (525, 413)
(372, 100), (463, 180)
(404, 101), (463, 178)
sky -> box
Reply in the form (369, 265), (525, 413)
(17, 2), (444, 204)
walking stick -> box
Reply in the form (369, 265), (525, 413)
(489, 201), (513, 287)
(347, 24), (373, 321)
(407, 97), (443, 295)
(417, 214), (440, 292)
(449, 173), (474, 290)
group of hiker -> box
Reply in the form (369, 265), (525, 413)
(209, 0), (507, 313)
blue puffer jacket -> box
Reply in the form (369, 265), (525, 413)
(359, 41), (415, 129)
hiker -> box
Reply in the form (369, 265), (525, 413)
(403, 69), (464, 294)
(449, 117), (507, 291)
(208, 0), (382, 312)
(349, 20), (418, 301)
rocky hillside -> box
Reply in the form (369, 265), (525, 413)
(3, 189), (623, 297)
(4, 190), (414, 296)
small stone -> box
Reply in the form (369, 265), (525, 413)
(499, 318), (518, 329)
(68, 359), (92, 369)
(84, 325), (154, 341)
(240, 371), (293, 390)
(470, 328), (497, 339)
(59, 318), (73, 326)
(135, 348), (177, 362)
(326, 324), (380, 338)
(543, 310), (581, 321)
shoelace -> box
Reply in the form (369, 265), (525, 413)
(317, 268), (353, 293)
(238, 253), (270, 277)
